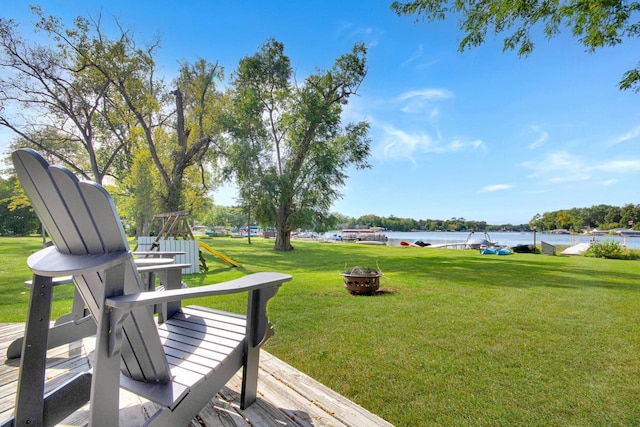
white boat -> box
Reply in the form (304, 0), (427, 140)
(341, 228), (388, 243)
(465, 231), (497, 249)
(590, 229), (609, 236)
(561, 242), (592, 255)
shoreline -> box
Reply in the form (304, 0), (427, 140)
(291, 230), (640, 250)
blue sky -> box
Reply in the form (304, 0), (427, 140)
(3, 1), (640, 225)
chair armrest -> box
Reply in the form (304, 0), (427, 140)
(105, 272), (292, 309)
(134, 258), (175, 266)
(24, 275), (74, 288)
(22, 265), (188, 287)
(135, 263), (192, 273)
(27, 246), (131, 276)
(133, 251), (185, 258)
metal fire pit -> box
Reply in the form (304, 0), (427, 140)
(340, 266), (383, 295)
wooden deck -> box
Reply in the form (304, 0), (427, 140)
(0, 323), (394, 426)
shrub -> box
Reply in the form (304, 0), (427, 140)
(585, 239), (632, 260)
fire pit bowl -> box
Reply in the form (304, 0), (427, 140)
(340, 266), (383, 295)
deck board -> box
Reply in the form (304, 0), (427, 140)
(0, 323), (394, 426)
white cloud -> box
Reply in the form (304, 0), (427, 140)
(471, 139), (485, 150)
(522, 150), (590, 183)
(613, 125), (640, 144)
(378, 125), (484, 162)
(334, 22), (380, 48)
(365, 88), (481, 163)
(397, 89), (454, 102)
(595, 160), (640, 172)
(380, 126), (435, 162)
(402, 44), (424, 66)
(522, 150), (640, 187)
(481, 184), (513, 192)
(528, 125), (548, 150)
(396, 88), (454, 116)
(416, 58), (441, 70)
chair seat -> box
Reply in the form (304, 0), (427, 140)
(121, 306), (247, 410)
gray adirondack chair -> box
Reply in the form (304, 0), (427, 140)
(4, 149), (292, 427)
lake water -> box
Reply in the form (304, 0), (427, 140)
(382, 231), (640, 250)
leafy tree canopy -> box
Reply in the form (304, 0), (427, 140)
(1, 7), (225, 224)
(391, 0), (640, 91)
(224, 39), (371, 250)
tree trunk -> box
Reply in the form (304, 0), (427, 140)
(41, 224), (47, 248)
(136, 218), (150, 238)
(275, 227), (292, 251)
(274, 209), (293, 251)
(164, 178), (184, 213)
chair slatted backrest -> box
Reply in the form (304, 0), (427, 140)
(13, 149), (170, 382)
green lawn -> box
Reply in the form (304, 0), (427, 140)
(2, 236), (640, 426)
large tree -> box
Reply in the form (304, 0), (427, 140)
(391, 0), (640, 91)
(224, 39), (371, 251)
(38, 10), (224, 212)
(2, 7), (223, 215)
(0, 13), (130, 184)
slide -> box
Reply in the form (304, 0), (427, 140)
(198, 241), (242, 267)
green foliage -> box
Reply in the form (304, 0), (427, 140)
(530, 203), (640, 232)
(584, 239), (639, 260)
(341, 213), (519, 232)
(391, 0), (640, 91)
(203, 205), (246, 230)
(116, 149), (161, 236)
(1, 8), (225, 216)
(0, 177), (39, 236)
(0, 10), (135, 184)
(224, 39), (371, 250)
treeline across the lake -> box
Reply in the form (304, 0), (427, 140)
(334, 203), (640, 233)
(528, 203), (640, 232)
(3, 182), (638, 236)
(334, 213), (529, 232)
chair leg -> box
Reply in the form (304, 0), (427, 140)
(240, 344), (260, 410)
(14, 274), (53, 426)
(88, 264), (125, 427)
(240, 286), (278, 409)
(156, 268), (183, 324)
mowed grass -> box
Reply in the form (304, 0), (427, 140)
(2, 236), (640, 426)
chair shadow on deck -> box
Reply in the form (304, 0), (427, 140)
(1, 322), (394, 427)
(57, 386), (317, 427)
(1, 332), (317, 427)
